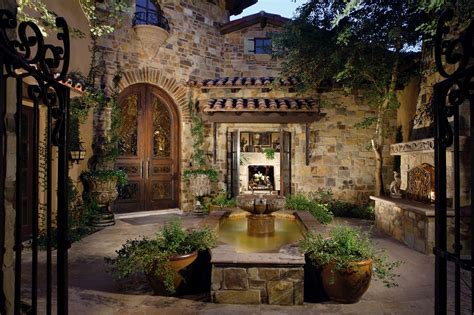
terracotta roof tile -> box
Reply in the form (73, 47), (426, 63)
(188, 76), (301, 88)
(202, 98), (319, 113)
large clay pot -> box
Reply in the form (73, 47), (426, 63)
(321, 259), (373, 303)
(86, 176), (119, 226)
(146, 250), (198, 295)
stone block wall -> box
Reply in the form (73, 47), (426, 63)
(211, 266), (304, 305)
(372, 196), (471, 255)
(203, 91), (398, 206)
(222, 23), (283, 77)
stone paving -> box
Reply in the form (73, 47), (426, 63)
(26, 213), (435, 314)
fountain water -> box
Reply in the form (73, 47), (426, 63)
(235, 194), (286, 236)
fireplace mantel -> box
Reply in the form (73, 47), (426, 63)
(390, 136), (470, 155)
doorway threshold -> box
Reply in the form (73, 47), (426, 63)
(114, 208), (183, 220)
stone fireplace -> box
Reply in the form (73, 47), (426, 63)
(371, 137), (471, 254)
(240, 152), (281, 194)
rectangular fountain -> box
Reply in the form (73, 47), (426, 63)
(203, 200), (321, 305)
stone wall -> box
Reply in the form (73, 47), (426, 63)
(204, 89), (398, 205)
(372, 196), (471, 255)
(222, 23), (283, 77)
(211, 266), (304, 305)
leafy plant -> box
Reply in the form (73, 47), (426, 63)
(208, 192), (236, 208)
(17, 0), (130, 39)
(286, 193), (333, 224)
(263, 148), (275, 160)
(299, 225), (401, 288)
(184, 96), (218, 183)
(105, 219), (217, 294)
(274, 0), (425, 196)
(310, 188), (375, 220)
(183, 169), (218, 182)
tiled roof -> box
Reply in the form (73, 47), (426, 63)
(15, 68), (86, 94)
(202, 98), (319, 113)
(220, 11), (289, 34)
(188, 76), (300, 88)
(225, 0), (257, 16)
(54, 73), (86, 93)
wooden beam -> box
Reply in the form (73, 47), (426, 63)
(213, 122), (217, 164)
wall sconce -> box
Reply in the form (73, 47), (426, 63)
(70, 142), (86, 164)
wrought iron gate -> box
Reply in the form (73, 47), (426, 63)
(433, 9), (474, 315)
(0, 10), (70, 314)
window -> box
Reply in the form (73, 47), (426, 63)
(133, 0), (170, 31)
(254, 38), (272, 54)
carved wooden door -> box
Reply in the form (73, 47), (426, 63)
(114, 84), (180, 212)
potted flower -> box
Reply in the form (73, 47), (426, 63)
(105, 219), (217, 295)
(299, 225), (401, 303)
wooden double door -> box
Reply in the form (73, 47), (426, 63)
(114, 84), (180, 212)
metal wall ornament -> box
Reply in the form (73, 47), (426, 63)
(432, 9), (474, 315)
(0, 9), (71, 315)
(406, 164), (434, 203)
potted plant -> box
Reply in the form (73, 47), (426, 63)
(299, 225), (401, 303)
(105, 219), (217, 295)
(80, 61), (127, 226)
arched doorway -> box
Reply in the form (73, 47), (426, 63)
(114, 84), (180, 212)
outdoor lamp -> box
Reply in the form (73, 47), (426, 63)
(70, 142), (86, 164)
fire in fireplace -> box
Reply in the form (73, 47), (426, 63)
(248, 165), (275, 190)
(406, 163), (435, 203)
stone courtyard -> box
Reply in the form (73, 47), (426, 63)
(21, 212), (434, 314)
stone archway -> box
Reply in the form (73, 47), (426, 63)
(118, 67), (189, 117)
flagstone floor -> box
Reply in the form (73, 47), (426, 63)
(24, 212), (434, 314)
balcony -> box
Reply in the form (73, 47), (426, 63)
(132, 10), (170, 59)
(132, 11), (170, 31)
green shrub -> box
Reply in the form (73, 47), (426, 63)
(208, 192), (236, 208)
(286, 193), (333, 224)
(311, 188), (375, 220)
(105, 219), (217, 294)
(300, 225), (401, 287)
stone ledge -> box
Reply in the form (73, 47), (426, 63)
(370, 195), (442, 217)
(211, 244), (305, 266)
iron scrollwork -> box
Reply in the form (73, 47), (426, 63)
(0, 9), (70, 147)
(433, 9), (474, 148)
(0, 9), (71, 314)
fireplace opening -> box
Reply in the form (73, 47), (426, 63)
(248, 165), (274, 190)
(406, 163), (435, 203)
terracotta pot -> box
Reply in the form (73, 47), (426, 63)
(321, 259), (373, 303)
(146, 250), (198, 295)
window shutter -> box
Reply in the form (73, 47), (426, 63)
(244, 38), (255, 55)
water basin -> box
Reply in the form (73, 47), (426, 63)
(218, 215), (304, 253)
